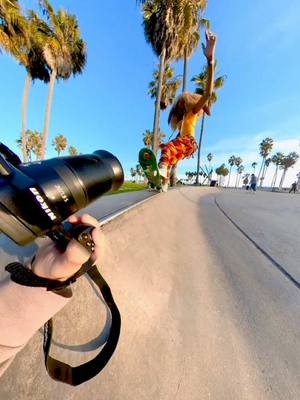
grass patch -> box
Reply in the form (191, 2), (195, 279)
(108, 181), (147, 195)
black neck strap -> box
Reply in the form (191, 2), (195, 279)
(43, 264), (121, 386)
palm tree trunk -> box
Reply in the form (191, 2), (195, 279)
(196, 114), (206, 184)
(271, 166), (278, 190)
(257, 158), (265, 182)
(169, 50), (189, 187)
(152, 47), (166, 155)
(279, 168), (287, 190)
(21, 73), (31, 162)
(235, 172), (239, 188)
(182, 50), (188, 92)
(41, 69), (57, 160)
(227, 166), (232, 187)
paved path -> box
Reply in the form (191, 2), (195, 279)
(1, 187), (299, 399)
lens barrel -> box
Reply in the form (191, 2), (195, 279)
(0, 150), (124, 245)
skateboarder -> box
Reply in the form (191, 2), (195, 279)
(158, 30), (217, 192)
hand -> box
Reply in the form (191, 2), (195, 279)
(202, 30), (217, 63)
(31, 214), (103, 281)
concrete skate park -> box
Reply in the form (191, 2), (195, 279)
(0, 187), (300, 400)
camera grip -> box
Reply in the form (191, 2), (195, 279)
(48, 223), (95, 253)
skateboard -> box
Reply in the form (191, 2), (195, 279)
(138, 148), (162, 191)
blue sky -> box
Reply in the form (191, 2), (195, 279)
(1, 0), (300, 186)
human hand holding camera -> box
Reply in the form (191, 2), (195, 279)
(31, 214), (103, 282)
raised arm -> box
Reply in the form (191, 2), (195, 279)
(192, 30), (217, 114)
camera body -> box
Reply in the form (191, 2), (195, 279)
(0, 143), (124, 246)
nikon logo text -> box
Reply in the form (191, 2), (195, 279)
(29, 187), (57, 221)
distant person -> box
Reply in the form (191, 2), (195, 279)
(250, 174), (257, 192)
(158, 30), (217, 192)
(289, 181), (297, 194)
(243, 176), (249, 190)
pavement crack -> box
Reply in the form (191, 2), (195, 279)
(214, 196), (300, 290)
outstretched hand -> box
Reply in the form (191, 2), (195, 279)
(202, 30), (217, 63)
(31, 214), (102, 282)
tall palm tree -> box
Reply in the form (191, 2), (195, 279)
(207, 152), (213, 180)
(0, 0), (26, 54)
(169, 4), (208, 187)
(52, 134), (67, 156)
(39, 0), (86, 159)
(148, 62), (181, 111)
(236, 165), (244, 188)
(234, 156), (242, 188)
(142, 0), (185, 153)
(271, 152), (284, 189)
(227, 155), (236, 187)
(259, 157), (272, 188)
(251, 162), (257, 173)
(278, 152), (299, 190)
(192, 62), (226, 184)
(15, 11), (50, 162)
(257, 137), (274, 185)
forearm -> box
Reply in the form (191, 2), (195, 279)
(0, 277), (71, 351)
(193, 60), (214, 114)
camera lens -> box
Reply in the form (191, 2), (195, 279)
(0, 149), (124, 245)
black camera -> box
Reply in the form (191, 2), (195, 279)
(0, 142), (124, 246)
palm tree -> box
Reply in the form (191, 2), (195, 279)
(207, 152), (213, 180)
(142, 0), (185, 153)
(251, 162), (257, 174)
(259, 157), (272, 188)
(15, 11), (50, 162)
(52, 134), (67, 156)
(169, 8), (208, 188)
(236, 165), (244, 188)
(68, 145), (78, 156)
(215, 163), (229, 186)
(192, 62), (226, 184)
(227, 155), (236, 187)
(257, 137), (274, 186)
(278, 152), (299, 190)
(130, 167), (137, 182)
(148, 62), (181, 111)
(234, 156), (242, 188)
(16, 129), (42, 161)
(143, 129), (166, 148)
(136, 164), (143, 182)
(39, 0), (86, 159)
(271, 152), (284, 189)
(143, 129), (153, 148)
(0, 0), (26, 54)
(177, 10), (209, 92)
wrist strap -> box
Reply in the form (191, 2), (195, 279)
(5, 261), (121, 385)
(5, 258), (94, 291)
(44, 263), (121, 386)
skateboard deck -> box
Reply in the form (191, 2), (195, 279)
(139, 148), (161, 191)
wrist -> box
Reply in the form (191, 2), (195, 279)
(207, 58), (215, 65)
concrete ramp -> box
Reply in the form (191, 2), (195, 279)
(0, 188), (217, 400)
(1, 187), (300, 399)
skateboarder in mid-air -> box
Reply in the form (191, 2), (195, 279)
(158, 30), (217, 192)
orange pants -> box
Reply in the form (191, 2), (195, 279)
(159, 135), (197, 176)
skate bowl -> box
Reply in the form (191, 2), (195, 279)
(1, 186), (300, 400)
(0, 188), (216, 400)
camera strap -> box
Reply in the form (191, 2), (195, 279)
(43, 263), (121, 386)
